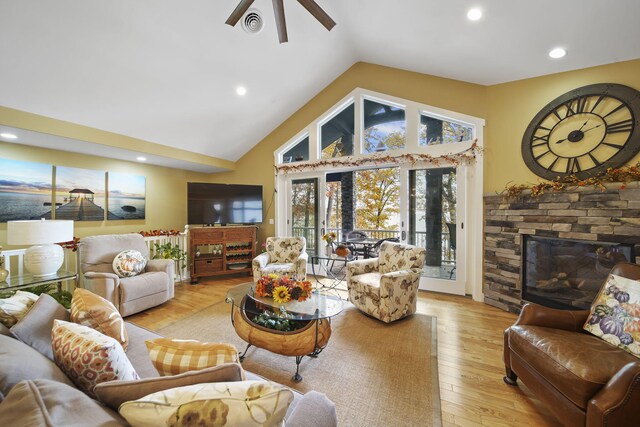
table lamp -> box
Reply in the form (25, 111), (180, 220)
(7, 219), (74, 276)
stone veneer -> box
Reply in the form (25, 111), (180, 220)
(484, 181), (640, 313)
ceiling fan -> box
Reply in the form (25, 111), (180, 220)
(225, 0), (336, 44)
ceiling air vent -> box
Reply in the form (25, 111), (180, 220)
(242, 9), (264, 34)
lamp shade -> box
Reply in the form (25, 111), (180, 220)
(7, 220), (74, 245)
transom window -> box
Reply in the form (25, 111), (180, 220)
(363, 99), (406, 153)
(320, 103), (354, 159)
(419, 113), (474, 146)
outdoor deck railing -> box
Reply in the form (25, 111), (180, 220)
(292, 226), (455, 262)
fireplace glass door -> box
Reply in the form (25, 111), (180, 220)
(522, 235), (634, 310)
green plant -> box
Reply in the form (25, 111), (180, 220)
(152, 242), (188, 281)
(251, 311), (307, 332)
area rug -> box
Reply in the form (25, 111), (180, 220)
(156, 300), (442, 427)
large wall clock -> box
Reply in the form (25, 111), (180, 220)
(522, 83), (640, 180)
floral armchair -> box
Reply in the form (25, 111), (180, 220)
(346, 241), (426, 323)
(252, 237), (308, 282)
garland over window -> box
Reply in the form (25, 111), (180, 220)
(276, 140), (482, 173)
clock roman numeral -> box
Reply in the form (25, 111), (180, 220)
(574, 96), (588, 113)
(534, 149), (552, 161)
(586, 153), (602, 167)
(564, 101), (576, 118)
(566, 158), (581, 174)
(548, 156), (560, 171)
(601, 141), (624, 149)
(532, 134), (549, 146)
(606, 118), (633, 134)
(590, 95), (605, 113)
(602, 103), (627, 119)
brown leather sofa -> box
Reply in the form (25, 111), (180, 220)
(503, 262), (640, 427)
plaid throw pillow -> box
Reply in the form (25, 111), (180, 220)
(145, 338), (239, 376)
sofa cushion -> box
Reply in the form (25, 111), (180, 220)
(119, 272), (169, 303)
(94, 363), (245, 410)
(509, 325), (638, 409)
(0, 334), (74, 402)
(71, 288), (129, 350)
(10, 293), (69, 360)
(350, 272), (383, 291)
(51, 320), (139, 398)
(119, 380), (294, 427)
(260, 262), (297, 275)
(584, 273), (640, 358)
(124, 322), (161, 378)
(145, 338), (239, 376)
(0, 379), (125, 427)
(113, 249), (147, 278)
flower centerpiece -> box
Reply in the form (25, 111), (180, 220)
(322, 231), (337, 256)
(255, 274), (313, 303)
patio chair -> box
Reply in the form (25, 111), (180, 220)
(345, 230), (369, 258)
(366, 237), (400, 259)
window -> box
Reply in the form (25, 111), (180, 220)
(282, 136), (309, 163)
(321, 103), (354, 159)
(363, 99), (406, 152)
(419, 114), (474, 146)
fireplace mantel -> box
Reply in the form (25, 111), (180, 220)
(483, 181), (640, 313)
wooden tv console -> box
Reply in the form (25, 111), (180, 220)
(189, 226), (257, 284)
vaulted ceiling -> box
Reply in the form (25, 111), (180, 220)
(1, 0), (640, 169)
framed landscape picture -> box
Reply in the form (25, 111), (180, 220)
(107, 172), (146, 220)
(54, 166), (106, 221)
(0, 158), (53, 222)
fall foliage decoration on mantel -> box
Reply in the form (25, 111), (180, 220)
(275, 140), (482, 174)
(501, 162), (640, 199)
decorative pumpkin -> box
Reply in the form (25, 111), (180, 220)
(620, 332), (634, 345)
(615, 291), (631, 303)
(599, 316), (625, 337)
(594, 304), (613, 318)
(334, 245), (350, 258)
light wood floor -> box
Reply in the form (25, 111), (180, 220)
(128, 276), (562, 427)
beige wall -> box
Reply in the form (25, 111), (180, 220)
(0, 141), (210, 247)
(3, 60), (640, 246)
(213, 62), (488, 243)
(485, 59), (640, 193)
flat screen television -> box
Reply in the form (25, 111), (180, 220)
(187, 183), (263, 225)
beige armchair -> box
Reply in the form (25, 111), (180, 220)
(78, 233), (174, 317)
(252, 236), (308, 282)
(346, 241), (426, 323)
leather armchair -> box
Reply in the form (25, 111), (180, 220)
(252, 237), (308, 282)
(503, 262), (640, 427)
(346, 241), (426, 323)
(78, 234), (174, 317)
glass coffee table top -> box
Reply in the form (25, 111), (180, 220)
(226, 282), (343, 321)
(1, 270), (76, 292)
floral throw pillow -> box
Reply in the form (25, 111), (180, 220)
(584, 274), (640, 358)
(51, 319), (139, 398)
(112, 250), (147, 278)
(119, 381), (293, 427)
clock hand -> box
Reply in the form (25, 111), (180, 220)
(577, 120), (589, 131)
(582, 124), (602, 133)
(555, 123), (603, 144)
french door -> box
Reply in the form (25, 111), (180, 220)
(283, 165), (466, 295)
(407, 166), (466, 295)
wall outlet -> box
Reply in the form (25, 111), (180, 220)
(269, 218), (274, 225)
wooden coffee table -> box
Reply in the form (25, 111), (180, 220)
(225, 282), (343, 382)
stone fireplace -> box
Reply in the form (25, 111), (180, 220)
(483, 182), (640, 314)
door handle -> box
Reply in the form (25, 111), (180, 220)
(321, 228), (325, 235)
(401, 231), (406, 240)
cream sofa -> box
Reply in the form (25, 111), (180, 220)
(0, 298), (337, 426)
(79, 234), (174, 317)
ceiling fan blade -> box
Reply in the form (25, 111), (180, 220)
(272, 0), (288, 43)
(225, 0), (256, 26)
(297, 0), (336, 31)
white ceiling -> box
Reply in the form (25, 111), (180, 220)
(1, 0), (640, 169)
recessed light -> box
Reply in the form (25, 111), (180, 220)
(236, 86), (247, 96)
(549, 47), (567, 59)
(0, 133), (18, 139)
(136, 156), (147, 162)
(467, 8), (482, 21)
